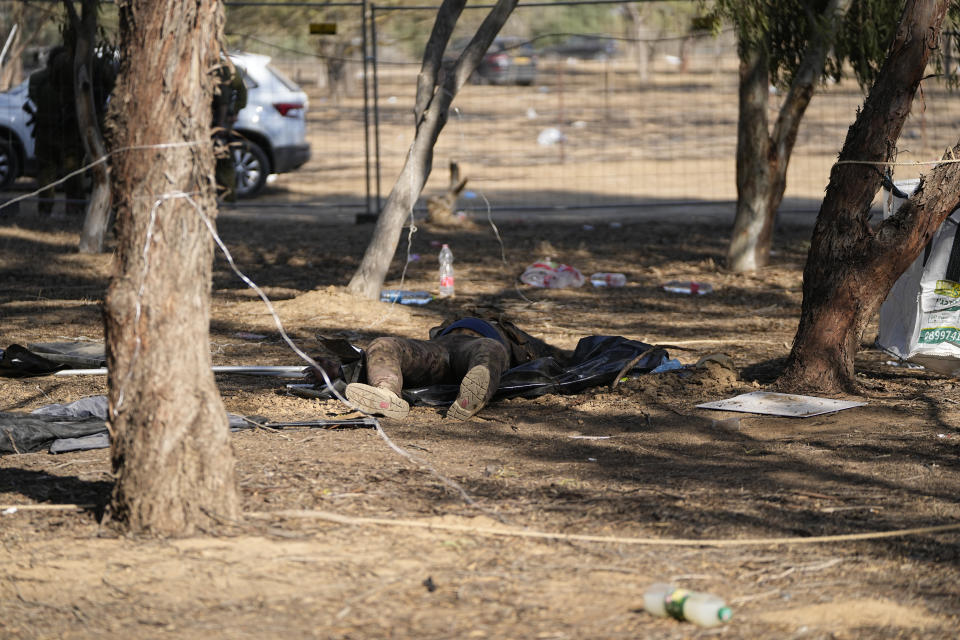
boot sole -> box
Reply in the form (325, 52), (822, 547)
(345, 383), (409, 419)
(447, 365), (491, 420)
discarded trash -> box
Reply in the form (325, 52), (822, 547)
(537, 127), (565, 146)
(520, 259), (584, 289)
(526, 107), (538, 119)
(2, 507), (17, 515)
(407, 253), (421, 262)
(568, 435), (612, 440)
(438, 244), (455, 298)
(885, 360), (925, 370)
(878, 186), (960, 375)
(464, 190), (477, 199)
(663, 281), (713, 295)
(380, 290), (433, 305)
(650, 358), (683, 373)
(643, 583), (732, 627)
(696, 391), (866, 418)
(590, 272), (626, 287)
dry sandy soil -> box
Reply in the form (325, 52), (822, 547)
(1, 55), (960, 639)
(1, 193), (959, 639)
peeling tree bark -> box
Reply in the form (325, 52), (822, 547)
(778, 0), (955, 393)
(346, 0), (518, 300)
(104, 0), (238, 535)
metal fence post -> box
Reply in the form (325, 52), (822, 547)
(357, 0), (375, 223)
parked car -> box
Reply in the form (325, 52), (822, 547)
(446, 36), (538, 86)
(0, 79), (35, 189)
(228, 51), (310, 197)
(0, 51), (310, 198)
(542, 35), (619, 60)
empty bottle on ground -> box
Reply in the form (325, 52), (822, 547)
(643, 583), (732, 627)
(438, 244), (455, 298)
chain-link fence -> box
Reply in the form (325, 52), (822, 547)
(2, 1), (959, 218)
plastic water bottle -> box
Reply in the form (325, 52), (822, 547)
(380, 290), (433, 305)
(662, 280), (713, 295)
(590, 272), (626, 287)
(438, 244), (455, 298)
(643, 583), (732, 627)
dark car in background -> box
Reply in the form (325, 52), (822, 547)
(447, 37), (537, 86)
(542, 35), (619, 60)
(477, 37), (537, 85)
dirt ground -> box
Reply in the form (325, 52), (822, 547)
(2, 188), (960, 640)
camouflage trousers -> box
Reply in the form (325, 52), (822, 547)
(364, 333), (509, 404)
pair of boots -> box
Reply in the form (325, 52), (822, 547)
(346, 363), (492, 421)
(343, 333), (508, 421)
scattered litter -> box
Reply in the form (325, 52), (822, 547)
(572, 120), (587, 128)
(463, 190), (477, 199)
(651, 358), (684, 373)
(663, 281), (713, 295)
(937, 433), (957, 439)
(520, 259), (584, 289)
(2, 507), (17, 515)
(568, 435), (612, 440)
(233, 331), (267, 340)
(407, 253), (421, 262)
(379, 290), (433, 305)
(590, 272), (626, 287)
(526, 107), (538, 119)
(644, 583), (732, 627)
(386, 95), (397, 104)
(697, 391), (866, 418)
(587, 457), (597, 462)
(885, 360), (925, 370)
(537, 127), (565, 146)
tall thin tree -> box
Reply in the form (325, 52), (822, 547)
(104, 0), (238, 535)
(716, 0), (904, 273)
(347, 0), (518, 300)
(63, 0), (113, 254)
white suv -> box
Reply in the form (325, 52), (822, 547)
(0, 51), (310, 198)
(228, 51), (310, 197)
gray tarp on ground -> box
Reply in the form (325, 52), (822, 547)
(0, 396), (255, 455)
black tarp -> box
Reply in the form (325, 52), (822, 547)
(406, 335), (669, 405)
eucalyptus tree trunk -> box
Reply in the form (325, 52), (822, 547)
(64, 0), (112, 254)
(346, 0), (518, 300)
(104, 0), (238, 535)
(726, 0), (852, 273)
(778, 0), (954, 393)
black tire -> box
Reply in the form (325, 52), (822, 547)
(231, 137), (269, 198)
(0, 139), (21, 190)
